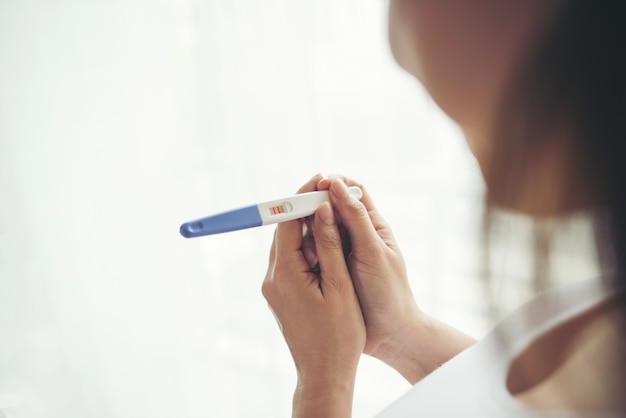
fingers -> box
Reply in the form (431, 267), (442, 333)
(301, 231), (318, 269)
(317, 175), (378, 215)
(297, 173), (324, 194)
(312, 202), (352, 293)
(273, 219), (306, 264)
(267, 173), (370, 296)
(320, 176), (393, 248)
(267, 173), (324, 269)
(297, 174), (324, 269)
(269, 173), (329, 268)
(265, 200), (352, 301)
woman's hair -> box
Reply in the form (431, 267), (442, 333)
(488, 0), (626, 307)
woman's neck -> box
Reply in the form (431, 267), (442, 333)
(464, 127), (596, 216)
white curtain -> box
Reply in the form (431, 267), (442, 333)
(0, 1), (493, 417)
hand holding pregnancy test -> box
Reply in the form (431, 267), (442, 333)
(179, 186), (363, 238)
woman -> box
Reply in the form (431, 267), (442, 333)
(262, 1), (626, 416)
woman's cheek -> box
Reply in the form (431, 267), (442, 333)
(387, 1), (422, 80)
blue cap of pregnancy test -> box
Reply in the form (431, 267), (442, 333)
(180, 204), (263, 237)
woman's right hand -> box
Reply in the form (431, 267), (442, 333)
(316, 177), (420, 354)
(315, 175), (475, 383)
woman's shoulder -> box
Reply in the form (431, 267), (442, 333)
(377, 279), (624, 417)
(511, 292), (625, 414)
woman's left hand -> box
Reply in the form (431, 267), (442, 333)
(262, 174), (366, 418)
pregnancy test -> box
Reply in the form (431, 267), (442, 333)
(179, 186), (363, 238)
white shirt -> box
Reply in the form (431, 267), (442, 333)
(376, 279), (619, 418)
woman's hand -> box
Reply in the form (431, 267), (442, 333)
(262, 174), (366, 418)
(315, 175), (475, 383)
(315, 176), (421, 356)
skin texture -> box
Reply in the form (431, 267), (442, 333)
(262, 1), (624, 416)
(263, 173), (476, 417)
(387, 0), (552, 165)
(262, 174), (366, 418)
(315, 175), (475, 383)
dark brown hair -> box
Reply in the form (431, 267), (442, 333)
(489, 1), (626, 300)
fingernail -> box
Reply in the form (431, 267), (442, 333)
(331, 179), (350, 200)
(318, 202), (335, 225)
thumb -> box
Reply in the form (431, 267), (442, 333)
(313, 202), (352, 293)
(328, 179), (384, 247)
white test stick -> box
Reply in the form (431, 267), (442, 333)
(180, 186), (363, 238)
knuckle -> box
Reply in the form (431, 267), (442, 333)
(262, 265), (279, 301)
(325, 273), (348, 293)
(261, 277), (272, 301)
(356, 240), (386, 261)
(261, 277), (281, 305)
(262, 257), (297, 302)
(347, 199), (369, 218)
(317, 228), (343, 250)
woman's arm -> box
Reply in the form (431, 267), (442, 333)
(370, 313), (476, 384)
(292, 380), (357, 418)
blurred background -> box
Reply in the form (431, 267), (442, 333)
(0, 0), (600, 417)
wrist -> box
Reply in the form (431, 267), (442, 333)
(368, 311), (431, 383)
(369, 312), (475, 384)
(293, 368), (358, 418)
